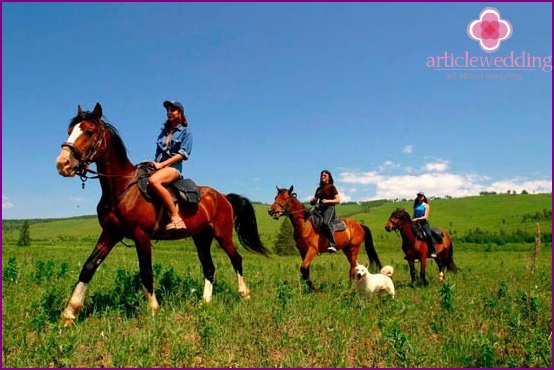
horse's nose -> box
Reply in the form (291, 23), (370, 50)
(56, 154), (70, 173)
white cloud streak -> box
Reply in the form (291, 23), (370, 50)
(2, 195), (14, 209)
(337, 159), (551, 201)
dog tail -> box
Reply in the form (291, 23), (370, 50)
(361, 224), (382, 269)
(380, 265), (394, 277)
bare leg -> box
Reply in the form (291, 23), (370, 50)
(149, 167), (186, 228)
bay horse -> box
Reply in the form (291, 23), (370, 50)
(55, 103), (270, 327)
(385, 208), (457, 286)
(268, 186), (382, 290)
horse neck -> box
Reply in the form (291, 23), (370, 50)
(397, 218), (417, 245)
(285, 198), (308, 229)
(95, 141), (136, 199)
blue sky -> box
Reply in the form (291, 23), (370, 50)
(2, 2), (552, 220)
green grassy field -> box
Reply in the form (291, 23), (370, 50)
(2, 193), (552, 367)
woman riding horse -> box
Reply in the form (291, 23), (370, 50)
(55, 103), (270, 326)
(269, 186), (381, 290)
(385, 208), (457, 285)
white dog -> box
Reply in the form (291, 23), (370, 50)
(354, 263), (395, 298)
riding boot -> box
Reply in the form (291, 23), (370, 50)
(325, 225), (337, 253)
(428, 240), (437, 258)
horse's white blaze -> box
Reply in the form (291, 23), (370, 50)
(237, 273), (250, 299)
(203, 279), (213, 303)
(66, 123), (84, 145)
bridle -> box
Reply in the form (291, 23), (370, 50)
(60, 120), (136, 189)
(61, 120), (106, 181)
(270, 192), (306, 217)
(386, 217), (400, 231)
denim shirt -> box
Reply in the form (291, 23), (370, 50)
(154, 124), (193, 173)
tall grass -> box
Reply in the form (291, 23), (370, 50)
(2, 241), (551, 367)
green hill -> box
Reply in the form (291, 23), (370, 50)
(2, 193), (551, 251)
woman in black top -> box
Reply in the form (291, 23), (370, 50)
(310, 170), (341, 253)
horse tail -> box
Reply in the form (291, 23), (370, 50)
(361, 224), (382, 269)
(226, 193), (271, 257)
(445, 238), (458, 273)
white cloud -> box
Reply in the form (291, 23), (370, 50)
(378, 160), (400, 172)
(425, 161), (449, 172)
(339, 191), (352, 203)
(487, 179), (552, 194)
(2, 195), (14, 209)
(337, 169), (551, 201)
(402, 145), (413, 154)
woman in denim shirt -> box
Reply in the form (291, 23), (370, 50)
(149, 100), (193, 230)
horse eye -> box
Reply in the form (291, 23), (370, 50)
(84, 129), (94, 136)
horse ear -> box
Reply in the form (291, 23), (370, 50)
(77, 105), (83, 115)
(288, 185), (294, 194)
(92, 102), (103, 119)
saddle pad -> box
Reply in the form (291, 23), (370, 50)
(135, 162), (201, 204)
(330, 218), (347, 232)
(171, 178), (201, 204)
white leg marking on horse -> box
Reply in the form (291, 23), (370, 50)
(62, 282), (88, 326)
(144, 289), (160, 316)
(439, 271), (445, 282)
(203, 279), (213, 303)
(237, 273), (251, 299)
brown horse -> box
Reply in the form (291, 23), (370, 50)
(55, 103), (270, 326)
(385, 208), (457, 286)
(268, 186), (382, 290)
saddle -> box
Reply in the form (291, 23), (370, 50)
(136, 162), (201, 204)
(413, 223), (444, 243)
(309, 207), (346, 233)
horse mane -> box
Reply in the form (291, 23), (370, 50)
(69, 110), (129, 162)
(395, 208), (412, 221)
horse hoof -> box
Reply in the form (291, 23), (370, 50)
(240, 290), (251, 299)
(60, 310), (76, 327)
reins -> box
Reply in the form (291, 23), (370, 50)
(75, 166), (138, 189)
(277, 193), (309, 216)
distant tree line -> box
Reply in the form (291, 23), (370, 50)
(457, 227), (552, 245)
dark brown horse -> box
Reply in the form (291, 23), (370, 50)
(268, 186), (382, 290)
(55, 103), (270, 326)
(385, 208), (457, 285)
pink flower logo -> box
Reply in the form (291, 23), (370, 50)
(467, 7), (513, 53)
